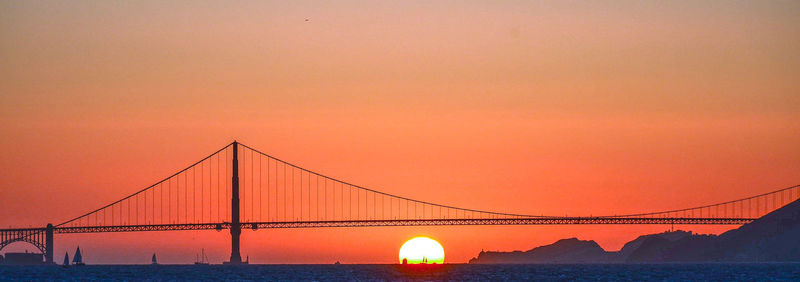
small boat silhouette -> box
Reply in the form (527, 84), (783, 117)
(194, 249), (209, 265)
(151, 253), (158, 265)
(72, 247), (85, 266)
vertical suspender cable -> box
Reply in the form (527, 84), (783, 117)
(274, 158), (277, 221)
(283, 163), (288, 221)
(149, 187), (153, 224)
(168, 178), (171, 223)
(292, 164), (295, 220)
(201, 161), (204, 223)
(251, 149), (254, 222)
(349, 184), (352, 220)
(340, 183), (343, 220)
(225, 149), (229, 221)
(184, 172), (187, 223)
(218, 152), (221, 222)
(161, 181), (164, 223)
(193, 167), (196, 223)
(259, 154), (262, 221)
(300, 169), (303, 220)
(266, 154), (271, 221)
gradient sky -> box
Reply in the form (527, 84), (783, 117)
(1, 1), (799, 264)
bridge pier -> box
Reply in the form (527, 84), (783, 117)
(45, 223), (53, 264)
(227, 141), (244, 264)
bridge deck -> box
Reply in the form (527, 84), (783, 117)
(3, 217), (751, 234)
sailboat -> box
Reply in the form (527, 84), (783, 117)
(73, 247), (85, 266)
(151, 253), (158, 265)
(62, 252), (69, 267)
(194, 248), (209, 265)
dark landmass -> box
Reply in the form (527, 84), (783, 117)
(470, 199), (800, 263)
(0, 252), (44, 265)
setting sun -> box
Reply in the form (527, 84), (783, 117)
(398, 237), (445, 264)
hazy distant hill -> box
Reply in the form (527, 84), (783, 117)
(470, 199), (800, 263)
(714, 198), (800, 261)
(468, 238), (611, 264)
(623, 232), (717, 262)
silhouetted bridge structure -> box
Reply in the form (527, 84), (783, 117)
(2, 142), (798, 264)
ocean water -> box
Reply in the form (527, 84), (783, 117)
(1, 263), (799, 281)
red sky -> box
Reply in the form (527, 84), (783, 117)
(1, 1), (799, 264)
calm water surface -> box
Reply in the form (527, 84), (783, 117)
(1, 263), (799, 281)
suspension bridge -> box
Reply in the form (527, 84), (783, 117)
(2, 141), (798, 264)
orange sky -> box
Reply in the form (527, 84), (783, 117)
(1, 1), (799, 264)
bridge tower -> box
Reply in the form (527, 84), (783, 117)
(228, 141), (243, 264)
(45, 223), (53, 264)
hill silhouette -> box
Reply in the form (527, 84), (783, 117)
(470, 199), (800, 263)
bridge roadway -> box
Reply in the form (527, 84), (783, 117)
(4, 216), (755, 235)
